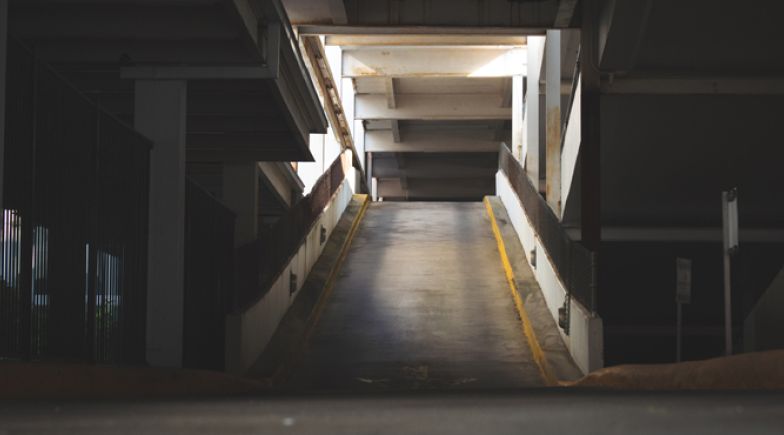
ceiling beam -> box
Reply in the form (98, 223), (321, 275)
(343, 47), (527, 78)
(298, 25), (545, 36)
(355, 94), (511, 120)
(325, 34), (527, 46)
(384, 77), (397, 109)
(390, 120), (401, 143)
(366, 130), (501, 153)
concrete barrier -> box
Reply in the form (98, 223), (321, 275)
(496, 170), (603, 373)
(225, 179), (354, 375)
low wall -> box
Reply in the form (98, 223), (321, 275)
(496, 170), (603, 374)
(225, 179), (354, 374)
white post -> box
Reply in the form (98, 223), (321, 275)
(721, 188), (739, 356)
(0, 0), (7, 210)
(135, 80), (188, 368)
(512, 74), (524, 161)
(525, 36), (545, 187)
(222, 163), (259, 247)
(545, 30), (562, 214)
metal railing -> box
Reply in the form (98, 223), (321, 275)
(1, 39), (150, 363)
(183, 179), (235, 370)
(498, 145), (597, 312)
(235, 156), (345, 312)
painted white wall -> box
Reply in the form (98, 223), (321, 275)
(496, 170), (603, 374)
(225, 163), (355, 375)
(560, 74), (582, 217)
(525, 36), (545, 185)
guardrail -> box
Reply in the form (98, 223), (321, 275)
(235, 155), (346, 312)
(498, 145), (597, 313)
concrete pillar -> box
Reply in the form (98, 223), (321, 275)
(134, 80), (187, 368)
(0, 0), (7, 210)
(512, 74), (524, 161)
(525, 36), (545, 187)
(580, 0), (602, 252)
(545, 30), (562, 214)
(222, 163), (259, 247)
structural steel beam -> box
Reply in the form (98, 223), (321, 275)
(342, 47), (527, 78)
(299, 25), (545, 36)
(355, 94), (511, 120)
(325, 34), (527, 47)
(600, 77), (784, 95)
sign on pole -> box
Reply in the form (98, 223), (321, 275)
(676, 258), (692, 304)
(721, 188), (739, 356)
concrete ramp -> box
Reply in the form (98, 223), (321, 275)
(286, 202), (548, 391)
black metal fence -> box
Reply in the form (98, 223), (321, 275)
(183, 179), (235, 370)
(236, 156), (345, 311)
(498, 145), (597, 312)
(1, 40), (150, 363)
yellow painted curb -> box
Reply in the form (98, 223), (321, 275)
(483, 197), (559, 387)
(269, 194), (370, 385)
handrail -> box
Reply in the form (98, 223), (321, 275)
(498, 145), (597, 313)
(235, 155), (347, 312)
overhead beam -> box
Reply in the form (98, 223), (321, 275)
(366, 130), (502, 153)
(384, 78), (397, 109)
(355, 94), (511, 120)
(325, 34), (527, 47)
(342, 47), (527, 78)
(390, 120), (401, 143)
(600, 77), (784, 95)
(299, 25), (545, 36)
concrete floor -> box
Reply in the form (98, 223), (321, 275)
(285, 202), (544, 391)
(2, 392), (783, 434)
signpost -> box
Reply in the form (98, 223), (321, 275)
(721, 188), (739, 356)
(675, 258), (692, 362)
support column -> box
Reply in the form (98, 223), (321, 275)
(525, 36), (544, 187)
(545, 29), (562, 214)
(222, 163), (259, 247)
(0, 0), (7, 210)
(135, 80), (187, 368)
(511, 74), (524, 160)
(580, 2), (602, 252)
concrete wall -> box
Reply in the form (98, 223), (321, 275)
(496, 171), (603, 374)
(225, 175), (354, 374)
(560, 75), (581, 219)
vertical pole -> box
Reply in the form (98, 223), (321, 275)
(135, 80), (187, 368)
(721, 190), (734, 356)
(545, 29), (562, 215)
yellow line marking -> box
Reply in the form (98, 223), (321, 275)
(270, 194), (370, 385)
(483, 197), (559, 387)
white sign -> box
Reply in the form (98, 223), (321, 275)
(722, 188), (739, 253)
(676, 258), (692, 304)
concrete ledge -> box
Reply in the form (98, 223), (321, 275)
(225, 181), (355, 375)
(495, 171), (603, 373)
(245, 194), (370, 383)
(485, 196), (583, 383)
